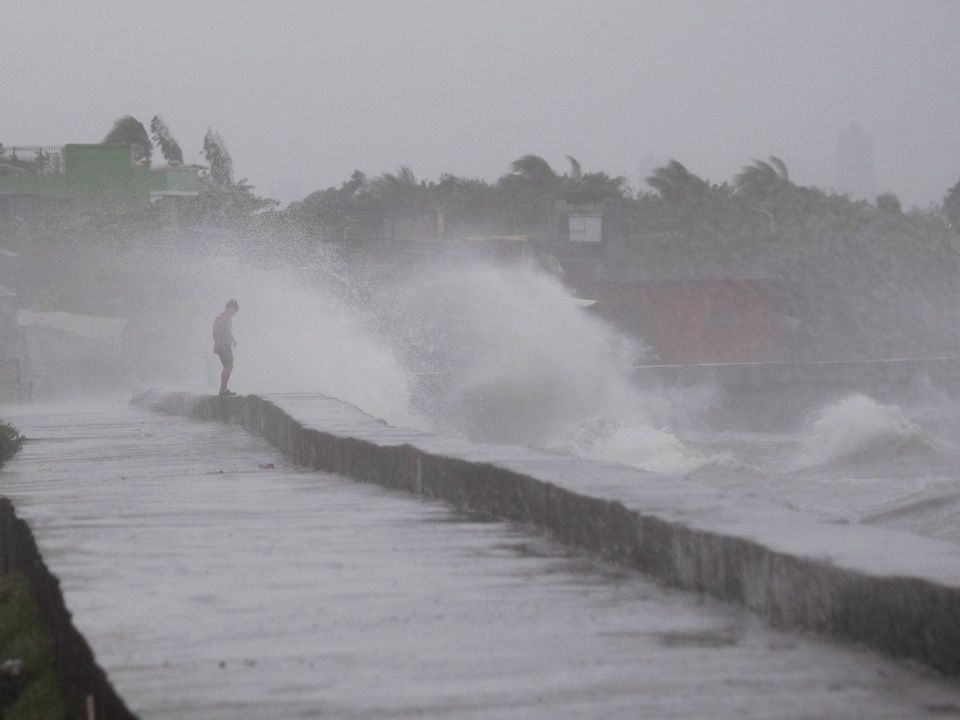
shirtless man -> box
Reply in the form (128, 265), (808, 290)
(212, 299), (239, 395)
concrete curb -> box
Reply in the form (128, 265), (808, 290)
(141, 390), (960, 676)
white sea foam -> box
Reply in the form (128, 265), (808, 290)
(569, 418), (715, 475)
(790, 394), (923, 471)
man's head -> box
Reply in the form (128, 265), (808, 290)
(226, 299), (239, 314)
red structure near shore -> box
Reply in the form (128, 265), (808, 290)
(578, 278), (801, 363)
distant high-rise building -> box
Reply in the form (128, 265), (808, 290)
(836, 124), (875, 200)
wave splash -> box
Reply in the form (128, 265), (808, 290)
(789, 393), (926, 471)
(372, 258), (725, 475)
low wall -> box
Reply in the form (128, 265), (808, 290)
(0, 497), (136, 720)
(634, 356), (960, 390)
(142, 391), (960, 676)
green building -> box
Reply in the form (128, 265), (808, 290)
(0, 144), (199, 218)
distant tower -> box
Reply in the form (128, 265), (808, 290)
(836, 124), (875, 200)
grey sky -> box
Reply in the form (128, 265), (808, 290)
(4, 0), (959, 207)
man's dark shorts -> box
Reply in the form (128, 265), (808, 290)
(214, 345), (233, 365)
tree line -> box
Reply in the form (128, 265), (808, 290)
(97, 114), (960, 255)
(7, 112), (960, 359)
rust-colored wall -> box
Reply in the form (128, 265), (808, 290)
(582, 279), (792, 363)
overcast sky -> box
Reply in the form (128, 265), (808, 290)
(3, 0), (959, 207)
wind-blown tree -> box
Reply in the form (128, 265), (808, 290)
(496, 154), (630, 233)
(734, 157), (791, 202)
(508, 154), (559, 187)
(639, 160), (738, 241)
(149, 115), (184, 165)
(495, 155), (560, 233)
(202, 128), (234, 190)
(561, 171), (627, 204)
(876, 192), (902, 215)
(370, 165), (422, 214)
(555, 155), (626, 202)
(103, 115), (152, 163)
(645, 160), (711, 203)
(428, 174), (503, 237)
(291, 170), (367, 239)
(945, 177), (960, 230)
(196, 128), (275, 228)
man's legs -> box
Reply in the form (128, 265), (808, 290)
(219, 358), (233, 394)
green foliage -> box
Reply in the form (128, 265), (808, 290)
(509, 154), (558, 186)
(876, 192), (902, 214)
(623, 158), (960, 359)
(195, 129), (277, 230)
(0, 573), (66, 719)
(288, 171), (367, 240)
(735, 157), (791, 201)
(103, 115), (152, 163)
(202, 128), (234, 190)
(149, 115), (184, 165)
(0, 422), (23, 468)
(646, 160), (712, 203)
(369, 166), (422, 215)
(945, 177), (960, 230)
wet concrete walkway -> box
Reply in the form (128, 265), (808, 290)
(1, 401), (959, 719)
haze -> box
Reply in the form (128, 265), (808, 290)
(4, 0), (959, 207)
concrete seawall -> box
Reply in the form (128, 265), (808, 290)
(142, 391), (960, 676)
(0, 498), (136, 719)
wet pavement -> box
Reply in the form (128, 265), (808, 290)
(1, 400), (959, 719)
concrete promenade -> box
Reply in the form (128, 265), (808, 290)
(1, 400), (958, 718)
(151, 392), (960, 675)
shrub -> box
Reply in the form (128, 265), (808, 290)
(0, 422), (23, 468)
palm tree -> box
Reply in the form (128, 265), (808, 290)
(149, 115), (184, 165)
(645, 160), (710, 203)
(735, 156), (791, 201)
(509, 154), (558, 187)
(203, 129), (234, 190)
(103, 115), (152, 163)
(370, 165), (422, 216)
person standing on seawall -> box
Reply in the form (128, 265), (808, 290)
(213, 299), (239, 396)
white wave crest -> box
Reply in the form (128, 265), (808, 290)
(790, 394), (923, 471)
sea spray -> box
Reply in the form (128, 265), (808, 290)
(569, 418), (716, 475)
(790, 394), (922, 470)
(370, 257), (723, 474)
(127, 246), (417, 428)
(371, 258), (646, 445)
(137, 246), (717, 474)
